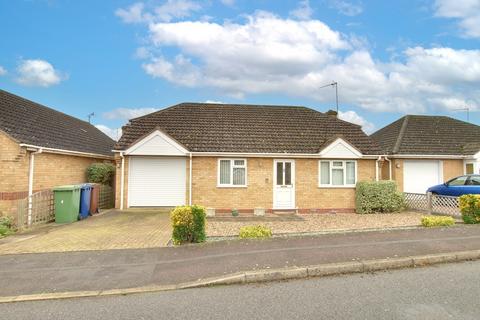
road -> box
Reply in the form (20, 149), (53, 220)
(1, 261), (478, 320)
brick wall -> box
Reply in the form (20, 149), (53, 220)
(0, 132), (112, 216)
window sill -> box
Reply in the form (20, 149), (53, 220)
(318, 185), (356, 189)
(217, 185), (248, 188)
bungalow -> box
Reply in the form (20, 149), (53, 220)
(371, 115), (480, 194)
(113, 103), (383, 214)
(0, 89), (115, 217)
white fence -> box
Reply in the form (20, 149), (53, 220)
(404, 192), (461, 217)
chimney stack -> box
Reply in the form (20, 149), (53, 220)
(326, 109), (338, 118)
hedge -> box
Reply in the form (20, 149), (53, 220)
(86, 163), (115, 185)
(239, 225), (272, 239)
(355, 180), (405, 214)
(459, 194), (480, 224)
(171, 205), (206, 245)
(421, 216), (455, 227)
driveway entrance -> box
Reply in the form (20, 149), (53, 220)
(0, 209), (172, 255)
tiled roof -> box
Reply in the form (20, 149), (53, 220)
(371, 115), (480, 156)
(0, 89), (114, 157)
(115, 103), (382, 155)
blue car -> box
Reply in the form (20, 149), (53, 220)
(427, 174), (480, 196)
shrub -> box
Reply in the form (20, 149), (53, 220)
(86, 163), (115, 185)
(421, 216), (455, 227)
(459, 194), (480, 224)
(0, 216), (14, 237)
(171, 205), (206, 245)
(239, 225), (272, 239)
(355, 180), (405, 214)
(231, 208), (239, 217)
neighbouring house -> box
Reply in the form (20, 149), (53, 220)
(0, 89), (115, 217)
(371, 115), (480, 194)
(113, 103), (383, 214)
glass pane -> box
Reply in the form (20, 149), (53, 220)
(276, 162), (283, 185)
(320, 162), (330, 184)
(285, 162), (292, 185)
(332, 169), (344, 185)
(332, 161), (343, 167)
(233, 168), (245, 185)
(469, 176), (480, 185)
(234, 160), (245, 166)
(466, 163), (474, 174)
(448, 176), (467, 186)
(346, 162), (355, 184)
(219, 160), (231, 184)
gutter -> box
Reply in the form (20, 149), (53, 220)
(27, 148), (43, 226)
(20, 144), (113, 160)
(120, 152), (125, 210)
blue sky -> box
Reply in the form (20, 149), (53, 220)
(0, 0), (479, 139)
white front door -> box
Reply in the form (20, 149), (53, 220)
(273, 160), (295, 209)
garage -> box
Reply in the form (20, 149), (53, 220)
(403, 160), (443, 194)
(128, 157), (186, 207)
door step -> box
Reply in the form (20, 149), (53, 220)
(272, 209), (297, 216)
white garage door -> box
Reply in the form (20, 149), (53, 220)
(129, 157), (186, 207)
(403, 160), (443, 194)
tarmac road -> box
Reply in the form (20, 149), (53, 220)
(1, 260), (479, 320)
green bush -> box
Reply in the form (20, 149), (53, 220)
(239, 225), (272, 239)
(0, 216), (14, 237)
(231, 208), (239, 217)
(459, 194), (480, 224)
(86, 163), (115, 185)
(171, 205), (206, 245)
(355, 180), (405, 214)
(421, 216), (455, 227)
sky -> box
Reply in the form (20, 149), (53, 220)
(0, 0), (479, 140)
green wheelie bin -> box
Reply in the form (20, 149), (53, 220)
(53, 185), (81, 223)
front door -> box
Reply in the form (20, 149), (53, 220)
(273, 160), (295, 209)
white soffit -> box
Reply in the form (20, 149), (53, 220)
(125, 130), (188, 156)
(319, 138), (362, 159)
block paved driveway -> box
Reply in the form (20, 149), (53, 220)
(0, 209), (172, 255)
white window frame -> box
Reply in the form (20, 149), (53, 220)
(318, 160), (358, 188)
(217, 158), (247, 187)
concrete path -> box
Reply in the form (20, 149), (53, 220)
(0, 225), (479, 297)
(0, 210), (171, 254)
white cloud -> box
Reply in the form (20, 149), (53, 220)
(128, 10), (480, 114)
(0, 66), (6, 76)
(15, 59), (65, 87)
(434, 0), (480, 38)
(289, 0), (313, 20)
(220, 0), (235, 7)
(95, 125), (122, 141)
(329, 0), (363, 16)
(116, 1), (202, 24)
(103, 107), (158, 120)
(204, 100), (223, 104)
(338, 110), (375, 133)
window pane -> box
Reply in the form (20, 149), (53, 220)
(276, 162), (283, 185)
(234, 160), (245, 166)
(466, 163), (474, 174)
(468, 176), (480, 185)
(219, 160), (231, 184)
(332, 161), (343, 167)
(332, 169), (344, 185)
(285, 162), (292, 185)
(346, 162), (355, 185)
(448, 176), (467, 186)
(233, 168), (245, 185)
(320, 162), (330, 184)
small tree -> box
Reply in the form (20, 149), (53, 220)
(86, 163), (115, 185)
